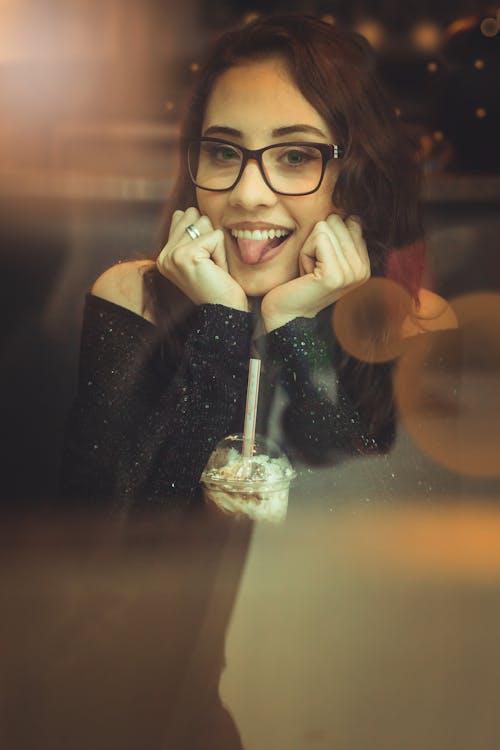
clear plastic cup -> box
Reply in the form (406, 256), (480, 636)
(200, 434), (296, 523)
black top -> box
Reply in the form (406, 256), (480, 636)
(61, 294), (382, 510)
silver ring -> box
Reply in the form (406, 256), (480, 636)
(185, 224), (201, 240)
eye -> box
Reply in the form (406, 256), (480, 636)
(278, 146), (321, 167)
(211, 144), (240, 162)
(284, 149), (308, 165)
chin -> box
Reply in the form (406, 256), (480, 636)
(235, 273), (293, 298)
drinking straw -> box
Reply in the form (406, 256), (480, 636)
(242, 358), (261, 460)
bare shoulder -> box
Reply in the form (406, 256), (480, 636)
(91, 259), (156, 323)
(401, 288), (458, 339)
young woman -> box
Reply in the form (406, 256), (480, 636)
(61, 14), (433, 510)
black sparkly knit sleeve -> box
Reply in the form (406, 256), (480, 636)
(60, 295), (252, 509)
(262, 316), (385, 464)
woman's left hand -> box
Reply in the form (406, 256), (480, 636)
(261, 214), (371, 332)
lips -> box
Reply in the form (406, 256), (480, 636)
(228, 226), (293, 265)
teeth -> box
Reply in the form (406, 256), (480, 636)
(231, 228), (290, 240)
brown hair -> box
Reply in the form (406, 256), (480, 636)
(146, 14), (425, 441)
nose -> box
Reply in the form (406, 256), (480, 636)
(228, 159), (278, 210)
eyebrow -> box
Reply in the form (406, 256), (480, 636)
(203, 124), (329, 139)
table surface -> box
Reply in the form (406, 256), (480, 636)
(2, 502), (499, 750)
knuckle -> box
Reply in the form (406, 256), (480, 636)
(170, 247), (186, 267)
(157, 246), (168, 265)
(156, 253), (171, 276)
(326, 213), (341, 226)
(319, 219), (331, 231)
(313, 220), (329, 235)
(325, 272), (342, 291)
(197, 216), (212, 231)
(361, 262), (371, 281)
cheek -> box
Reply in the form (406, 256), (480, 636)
(195, 190), (224, 224)
(294, 194), (335, 237)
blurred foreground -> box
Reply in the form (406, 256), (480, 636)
(1, 501), (500, 750)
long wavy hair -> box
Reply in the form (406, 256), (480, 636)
(144, 14), (426, 445)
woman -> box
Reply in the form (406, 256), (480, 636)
(61, 14), (430, 510)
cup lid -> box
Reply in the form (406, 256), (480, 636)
(200, 433), (296, 488)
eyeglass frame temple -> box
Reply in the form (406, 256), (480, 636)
(186, 137), (345, 195)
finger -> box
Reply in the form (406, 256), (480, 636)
(299, 235), (318, 276)
(313, 232), (348, 286)
(325, 214), (359, 264)
(345, 216), (370, 266)
(165, 209), (185, 245)
(329, 213), (370, 274)
(207, 229), (228, 271)
(169, 206), (201, 244)
(179, 214), (215, 249)
(306, 220), (352, 279)
(325, 214), (370, 282)
(170, 208), (185, 228)
(191, 229), (227, 270)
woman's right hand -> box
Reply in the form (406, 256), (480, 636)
(157, 207), (249, 312)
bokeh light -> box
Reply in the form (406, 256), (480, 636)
(394, 292), (500, 478)
(354, 18), (386, 50)
(243, 12), (260, 25)
(333, 278), (413, 363)
(480, 17), (499, 37)
(411, 20), (443, 53)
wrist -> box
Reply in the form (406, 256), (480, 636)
(263, 311), (316, 333)
(208, 292), (249, 313)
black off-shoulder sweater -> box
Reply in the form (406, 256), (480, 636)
(61, 294), (382, 509)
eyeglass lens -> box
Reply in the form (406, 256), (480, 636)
(189, 141), (325, 194)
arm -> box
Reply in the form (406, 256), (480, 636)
(61, 292), (252, 509)
(62, 200), (256, 509)
(260, 314), (389, 465)
(257, 214), (388, 463)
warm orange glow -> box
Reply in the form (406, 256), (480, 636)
(411, 20), (443, 53)
(354, 18), (386, 50)
(243, 12), (260, 25)
(333, 278), (413, 363)
(445, 16), (477, 38)
(394, 292), (500, 478)
(348, 506), (500, 578)
(480, 17), (499, 37)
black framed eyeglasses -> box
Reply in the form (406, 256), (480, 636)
(187, 137), (344, 196)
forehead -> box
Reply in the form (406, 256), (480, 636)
(202, 58), (332, 142)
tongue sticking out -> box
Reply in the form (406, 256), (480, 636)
(236, 235), (286, 265)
